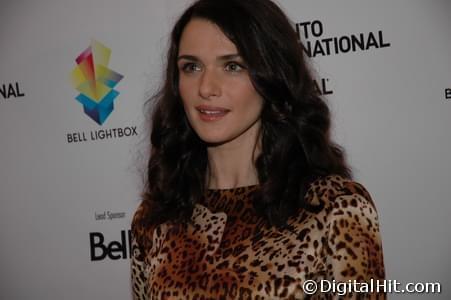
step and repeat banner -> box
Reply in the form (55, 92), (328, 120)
(1, 0), (450, 299)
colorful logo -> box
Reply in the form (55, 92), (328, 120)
(71, 40), (123, 125)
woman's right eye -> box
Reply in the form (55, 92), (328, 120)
(181, 62), (201, 73)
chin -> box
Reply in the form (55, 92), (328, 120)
(191, 126), (231, 145)
(196, 133), (231, 145)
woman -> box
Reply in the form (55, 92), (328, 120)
(131, 0), (385, 299)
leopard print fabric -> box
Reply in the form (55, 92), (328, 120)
(131, 175), (385, 299)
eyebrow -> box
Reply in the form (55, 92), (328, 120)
(177, 54), (242, 62)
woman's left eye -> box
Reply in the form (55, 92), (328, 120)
(224, 62), (245, 72)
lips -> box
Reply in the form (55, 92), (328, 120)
(195, 105), (230, 121)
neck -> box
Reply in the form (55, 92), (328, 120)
(206, 121), (261, 189)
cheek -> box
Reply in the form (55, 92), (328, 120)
(178, 78), (191, 102)
(178, 78), (197, 115)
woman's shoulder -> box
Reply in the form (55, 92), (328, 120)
(284, 174), (385, 281)
(286, 174), (382, 236)
(131, 200), (157, 253)
(303, 175), (385, 281)
(131, 200), (148, 233)
(304, 174), (376, 211)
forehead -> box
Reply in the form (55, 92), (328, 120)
(178, 18), (238, 56)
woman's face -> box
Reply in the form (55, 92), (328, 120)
(177, 18), (263, 145)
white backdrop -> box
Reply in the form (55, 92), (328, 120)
(1, 0), (450, 299)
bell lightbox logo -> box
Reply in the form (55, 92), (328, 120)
(70, 39), (123, 125)
(66, 40), (138, 144)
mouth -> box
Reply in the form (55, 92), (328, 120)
(195, 105), (230, 121)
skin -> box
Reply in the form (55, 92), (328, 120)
(177, 18), (263, 189)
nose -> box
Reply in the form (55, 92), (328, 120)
(199, 68), (221, 99)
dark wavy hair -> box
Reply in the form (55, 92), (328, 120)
(140, 0), (352, 229)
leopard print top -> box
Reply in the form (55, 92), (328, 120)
(131, 175), (385, 299)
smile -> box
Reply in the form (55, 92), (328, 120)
(195, 105), (230, 121)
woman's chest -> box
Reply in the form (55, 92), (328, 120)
(145, 211), (327, 299)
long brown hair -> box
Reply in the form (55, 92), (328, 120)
(140, 0), (352, 229)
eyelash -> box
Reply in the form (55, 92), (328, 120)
(181, 62), (201, 73)
(224, 62), (245, 72)
(180, 61), (246, 73)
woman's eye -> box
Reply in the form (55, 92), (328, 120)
(181, 63), (201, 73)
(225, 62), (244, 72)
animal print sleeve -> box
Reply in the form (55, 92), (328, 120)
(324, 183), (386, 299)
(130, 203), (150, 300)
